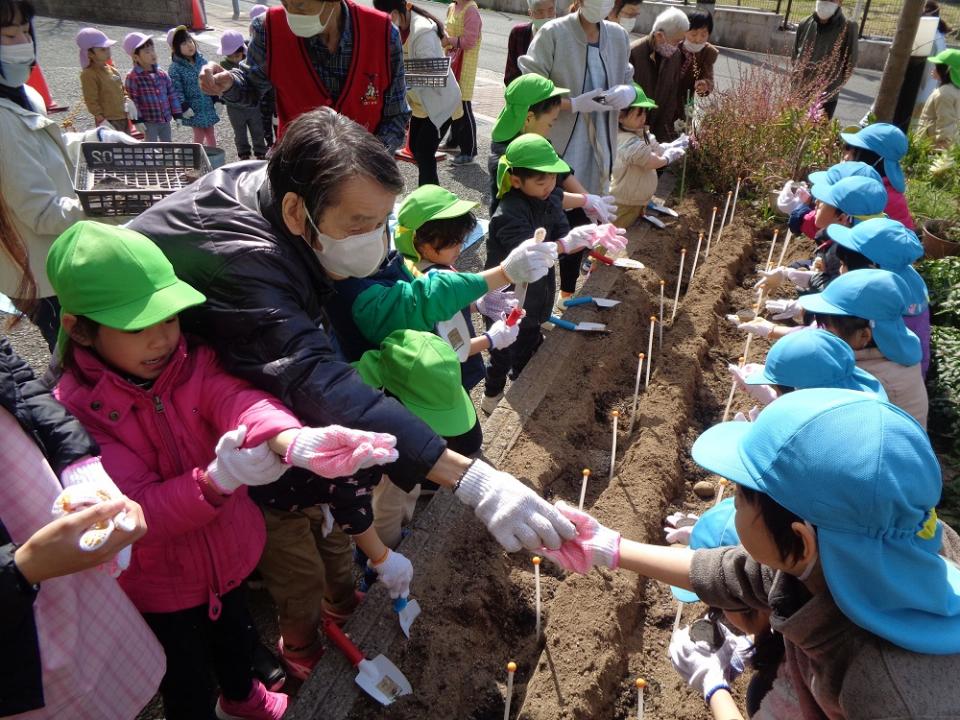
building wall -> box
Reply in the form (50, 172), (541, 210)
(31, 0), (194, 28)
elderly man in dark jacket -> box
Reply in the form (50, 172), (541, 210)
(792, 0), (859, 119)
(630, 6), (689, 142)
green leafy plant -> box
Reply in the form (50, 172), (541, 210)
(918, 256), (960, 329)
(928, 325), (960, 460)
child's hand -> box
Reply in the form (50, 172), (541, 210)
(286, 426), (398, 478)
(558, 225), (599, 254)
(501, 238), (559, 284)
(669, 624), (750, 699)
(206, 425), (289, 494)
(539, 501), (621, 573)
(663, 511), (698, 544)
(592, 223), (628, 253)
(662, 146), (685, 164)
(725, 315), (776, 338)
(484, 317), (521, 350)
(765, 298), (803, 321)
(476, 288), (518, 320)
(369, 549), (414, 599)
(727, 363), (778, 405)
(583, 194), (617, 223)
(734, 405), (761, 422)
(181, 108), (195, 120)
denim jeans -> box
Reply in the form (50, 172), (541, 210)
(143, 121), (172, 142)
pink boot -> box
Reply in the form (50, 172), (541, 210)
(215, 680), (288, 720)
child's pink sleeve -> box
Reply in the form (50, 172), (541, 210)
(800, 209), (818, 240)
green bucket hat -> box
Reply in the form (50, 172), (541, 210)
(46, 221), (206, 357)
(496, 133), (570, 198)
(492, 73), (569, 143)
(930, 48), (960, 87)
(395, 185), (478, 262)
(353, 329), (477, 436)
(629, 83), (657, 109)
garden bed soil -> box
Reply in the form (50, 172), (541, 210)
(309, 192), (787, 720)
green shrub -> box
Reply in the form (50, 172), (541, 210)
(928, 325), (960, 460)
(918, 256), (960, 329)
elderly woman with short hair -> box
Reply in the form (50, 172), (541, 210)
(630, 6), (689, 141)
(504, 0), (556, 85)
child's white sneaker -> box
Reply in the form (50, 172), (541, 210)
(480, 392), (503, 415)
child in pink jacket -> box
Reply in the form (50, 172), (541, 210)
(48, 222), (406, 720)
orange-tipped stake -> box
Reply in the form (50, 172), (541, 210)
(764, 229), (780, 272)
(688, 232), (704, 292)
(609, 411), (620, 483)
(730, 177), (743, 224)
(532, 557), (542, 638)
(670, 251), (686, 323)
(705, 205), (718, 258)
(658, 280), (665, 351)
(636, 678), (647, 719)
(627, 353), (645, 435)
(504, 662), (517, 720)
(722, 356), (746, 422)
(714, 478), (730, 507)
(645, 316), (656, 387)
(674, 599), (684, 632)
(713, 191), (733, 253)
(775, 229), (794, 268)
(578, 468), (591, 512)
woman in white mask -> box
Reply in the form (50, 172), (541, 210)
(0, 0), (134, 350)
(791, 0), (858, 119)
(518, 0), (635, 299)
(629, 6), (689, 142)
(679, 11), (718, 100)
(606, 0), (641, 35)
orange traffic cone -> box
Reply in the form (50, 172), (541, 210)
(190, 0), (211, 31)
(394, 127), (446, 165)
(27, 64), (67, 113)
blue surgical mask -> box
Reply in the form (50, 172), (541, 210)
(0, 42), (35, 88)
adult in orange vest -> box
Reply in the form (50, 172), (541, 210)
(199, 1), (410, 150)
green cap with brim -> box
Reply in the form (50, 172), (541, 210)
(496, 133), (570, 198)
(492, 73), (569, 143)
(46, 221), (206, 358)
(930, 48), (960, 87)
(629, 82), (657, 109)
(395, 185), (478, 262)
(352, 329), (477, 437)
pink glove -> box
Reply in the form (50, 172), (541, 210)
(664, 511), (699, 545)
(592, 223), (628, 254)
(727, 363), (779, 405)
(734, 406), (761, 422)
(540, 500), (621, 573)
(559, 224), (600, 254)
(286, 425), (399, 478)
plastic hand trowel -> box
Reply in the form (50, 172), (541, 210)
(547, 316), (609, 333)
(589, 250), (645, 270)
(393, 596), (421, 638)
(322, 618), (413, 705)
(562, 296), (621, 308)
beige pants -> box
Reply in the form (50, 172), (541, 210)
(614, 204), (644, 229)
(373, 476), (420, 549)
(256, 505), (357, 647)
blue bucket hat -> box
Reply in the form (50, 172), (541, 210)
(691, 389), (960, 655)
(810, 176), (888, 221)
(826, 218), (928, 316)
(797, 269), (922, 367)
(840, 123), (908, 193)
(744, 328), (887, 399)
(670, 498), (739, 603)
(808, 161), (882, 187)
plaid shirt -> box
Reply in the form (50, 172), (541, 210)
(124, 65), (181, 125)
(224, 2), (410, 153)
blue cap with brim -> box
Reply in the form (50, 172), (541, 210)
(840, 123), (907, 193)
(691, 389), (960, 655)
(810, 176), (888, 220)
(797, 269), (922, 367)
(826, 219), (929, 315)
(744, 328), (887, 400)
(670, 498), (739, 603)
(808, 161), (882, 187)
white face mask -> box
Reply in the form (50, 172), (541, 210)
(618, 16), (636, 33)
(580, 0), (615, 25)
(815, 0), (839, 19)
(683, 39), (706, 52)
(305, 210), (387, 278)
(0, 42), (35, 88)
(285, 2), (338, 37)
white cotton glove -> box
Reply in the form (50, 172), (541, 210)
(570, 88), (608, 113)
(476, 288), (518, 321)
(583, 194), (618, 224)
(501, 238), (559, 284)
(455, 460), (576, 553)
(484, 318), (520, 350)
(734, 406), (761, 422)
(726, 315), (776, 338)
(669, 133), (691, 150)
(728, 362), (779, 405)
(669, 624), (752, 699)
(765, 298), (803, 321)
(181, 107), (195, 120)
(599, 83), (637, 110)
(663, 511), (699, 545)
(754, 266), (815, 291)
(124, 97), (139, 122)
(205, 425), (288, 494)
(558, 224), (600, 254)
(776, 180), (808, 215)
(662, 146), (685, 164)
(369, 549), (413, 599)
(96, 127), (139, 144)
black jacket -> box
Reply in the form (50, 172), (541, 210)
(486, 186), (569, 327)
(0, 335), (99, 715)
(128, 163), (447, 502)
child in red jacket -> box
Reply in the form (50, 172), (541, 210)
(48, 222), (405, 720)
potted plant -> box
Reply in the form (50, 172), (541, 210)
(923, 219), (960, 259)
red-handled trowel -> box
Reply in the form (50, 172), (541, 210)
(322, 619), (413, 705)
